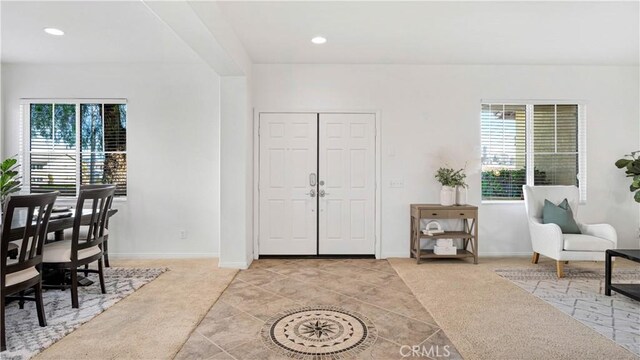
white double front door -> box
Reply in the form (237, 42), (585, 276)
(259, 113), (376, 255)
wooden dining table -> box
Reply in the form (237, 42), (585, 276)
(4, 208), (118, 242)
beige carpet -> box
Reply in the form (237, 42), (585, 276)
(389, 257), (638, 360)
(34, 258), (238, 360)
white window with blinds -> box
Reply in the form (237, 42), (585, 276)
(481, 102), (586, 202)
(22, 100), (127, 198)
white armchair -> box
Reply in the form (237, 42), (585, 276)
(523, 185), (617, 277)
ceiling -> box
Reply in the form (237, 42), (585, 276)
(0, 1), (202, 64)
(217, 1), (640, 65)
(1, 1), (638, 66)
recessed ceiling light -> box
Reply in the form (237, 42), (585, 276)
(311, 36), (327, 44)
(44, 28), (64, 36)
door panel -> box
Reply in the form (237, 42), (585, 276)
(259, 113), (318, 255)
(319, 113), (376, 255)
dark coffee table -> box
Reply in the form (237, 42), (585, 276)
(605, 249), (640, 301)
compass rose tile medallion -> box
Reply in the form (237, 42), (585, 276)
(261, 305), (378, 359)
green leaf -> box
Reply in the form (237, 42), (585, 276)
(2, 180), (19, 190)
(4, 187), (19, 196)
(0, 173), (10, 186)
(0, 157), (17, 172)
(616, 159), (633, 168)
(635, 190), (640, 203)
(0, 159), (21, 200)
(1, 184), (20, 196)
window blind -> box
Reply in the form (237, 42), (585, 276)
(80, 104), (127, 196)
(481, 102), (584, 201)
(29, 104), (77, 196)
(533, 104), (579, 187)
(27, 101), (127, 197)
(481, 104), (527, 200)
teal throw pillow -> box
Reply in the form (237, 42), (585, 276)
(542, 198), (581, 234)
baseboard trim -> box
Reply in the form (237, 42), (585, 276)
(480, 252), (532, 257)
(109, 252), (218, 259)
(382, 251), (533, 258)
(218, 261), (250, 269)
(380, 252), (411, 259)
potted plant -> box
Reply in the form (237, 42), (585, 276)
(452, 168), (468, 205)
(435, 167), (464, 206)
(0, 155), (22, 211)
(615, 151), (640, 203)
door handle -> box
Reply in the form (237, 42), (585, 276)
(306, 189), (316, 197)
(309, 173), (317, 186)
(319, 189), (329, 197)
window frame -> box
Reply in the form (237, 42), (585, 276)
(20, 98), (128, 202)
(480, 100), (587, 204)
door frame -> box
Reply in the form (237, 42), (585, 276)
(253, 109), (382, 259)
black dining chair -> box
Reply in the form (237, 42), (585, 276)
(65, 184), (116, 267)
(42, 186), (115, 308)
(1, 191), (58, 351)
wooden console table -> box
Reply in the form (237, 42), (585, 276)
(410, 204), (478, 264)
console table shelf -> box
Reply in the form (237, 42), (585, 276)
(412, 249), (475, 259)
(410, 204), (478, 264)
(419, 231), (475, 239)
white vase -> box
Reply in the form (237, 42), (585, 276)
(456, 186), (468, 205)
(440, 186), (456, 206)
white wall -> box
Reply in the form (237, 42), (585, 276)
(252, 64), (640, 257)
(219, 76), (254, 268)
(1, 62), (221, 258)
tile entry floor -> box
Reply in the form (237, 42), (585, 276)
(176, 259), (461, 359)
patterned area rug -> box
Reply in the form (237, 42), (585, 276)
(496, 267), (640, 356)
(1, 267), (167, 360)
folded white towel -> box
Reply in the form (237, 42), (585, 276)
(434, 245), (457, 255)
(436, 239), (454, 247)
